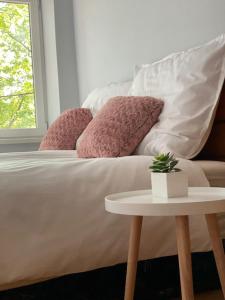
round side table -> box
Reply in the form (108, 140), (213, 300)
(105, 187), (225, 300)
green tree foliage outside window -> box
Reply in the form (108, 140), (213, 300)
(0, 1), (36, 129)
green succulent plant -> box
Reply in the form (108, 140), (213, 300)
(149, 152), (180, 173)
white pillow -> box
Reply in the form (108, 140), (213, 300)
(130, 34), (225, 159)
(82, 80), (132, 116)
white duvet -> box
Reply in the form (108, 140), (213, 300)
(0, 150), (224, 290)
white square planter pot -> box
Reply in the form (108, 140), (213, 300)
(151, 171), (188, 198)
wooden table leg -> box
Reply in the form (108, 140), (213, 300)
(205, 214), (225, 297)
(124, 216), (143, 300)
(176, 215), (194, 300)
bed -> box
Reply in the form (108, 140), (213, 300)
(0, 81), (225, 294)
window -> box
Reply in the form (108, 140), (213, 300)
(0, 0), (46, 143)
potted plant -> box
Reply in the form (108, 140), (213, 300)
(149, 153), (188, 198)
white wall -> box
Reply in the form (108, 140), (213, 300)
(73, 0), (225, 103)
(54, 0), (79, 112)
(41, 0), (60, 125)
(42, 0), (79, 125)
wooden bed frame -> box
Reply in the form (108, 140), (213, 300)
(198, 80), (225, 160)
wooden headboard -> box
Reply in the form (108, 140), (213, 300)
(216, 81), (225, 120)
(198, 81), (225, 160)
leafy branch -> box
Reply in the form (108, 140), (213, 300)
(0, 2), (35, 129)
(1, 29), (31, 54)
(7, 95), (25, 128)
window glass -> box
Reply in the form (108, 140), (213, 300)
(0, 1), (36, 129)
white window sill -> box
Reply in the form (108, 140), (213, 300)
(0, 136), (42, 145)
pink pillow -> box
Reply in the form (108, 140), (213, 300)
(77, 96), (164, 157)
(39, 108), (93, 150)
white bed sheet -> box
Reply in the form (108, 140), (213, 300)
(0, 150), (224, 290)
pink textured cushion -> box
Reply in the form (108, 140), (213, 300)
(77, 96), (164, 158)
(39, 108), (93, 150)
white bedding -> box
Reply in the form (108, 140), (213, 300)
(0, 150), (224, 290)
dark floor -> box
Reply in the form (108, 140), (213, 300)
(0, 252), (220, 300)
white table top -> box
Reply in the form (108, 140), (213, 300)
(105, 187), (225, 216)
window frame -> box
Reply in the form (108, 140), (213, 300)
(0, 0), (47, 144)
